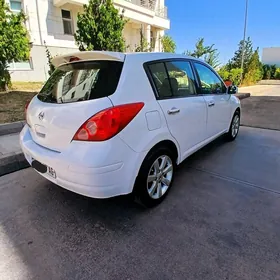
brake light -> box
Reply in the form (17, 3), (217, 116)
(73, 102), (144, 141)
(69, 56), (80, 62)
(25, 100), (30, 121)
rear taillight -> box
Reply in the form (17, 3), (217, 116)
(25, 100), (30, 121)
(73, 102), (144, 141)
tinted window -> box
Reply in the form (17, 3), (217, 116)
(148, 63), (172, 98)
(194, 63), (226, 94)
(38, 61), (123, 103)
(165, 61), (196, 96)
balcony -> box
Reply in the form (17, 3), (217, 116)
(53, 0), (169, 29)
(155, 6), (168, 19)
(123, 0), (155, 10)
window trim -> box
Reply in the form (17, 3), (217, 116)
(9, 58), (33, 71)
(9, 0), (22, 13)
(143, 58), (200, 100)
(61, 9), (74, 35)
(191, 61), (228, 95)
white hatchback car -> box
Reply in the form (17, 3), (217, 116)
(20, 51), (241, 207)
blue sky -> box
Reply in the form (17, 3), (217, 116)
(165, 0), (280, 64)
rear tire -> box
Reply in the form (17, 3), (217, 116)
(134, 147), (176, 208)
(226, 111), (240, 141)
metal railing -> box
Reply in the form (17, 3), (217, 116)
(122, 0), (168, 18)
(155, 6), (168, 18)
(123, 0), (155, 11)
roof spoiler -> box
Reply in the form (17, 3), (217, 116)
(52, 51), (126, 67)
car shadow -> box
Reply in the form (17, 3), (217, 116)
(1, 134), (231, 279)
(240, 95), (280, 131)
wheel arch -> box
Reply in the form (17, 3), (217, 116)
(146, 140), (179, 165)
(132, 139), (179, 194)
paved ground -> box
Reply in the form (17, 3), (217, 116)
(0, 133), (20, 156)
(1, 126), (280, 280)
(239, 85), (280, 130)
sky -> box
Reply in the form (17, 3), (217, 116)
(165, 0), (280, 64)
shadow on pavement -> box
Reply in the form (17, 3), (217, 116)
(1, 128), (280, 279)
(240, 95), (280, 130)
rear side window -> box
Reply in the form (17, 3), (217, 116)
(147, 60), (196, 99)
(148, 62), (172, 98)
(165, 61), (196, 96)
(38, 61), (123, 103)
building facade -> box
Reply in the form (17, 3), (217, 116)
(7, 0), (170, 82)
(262, 47), (280, 66)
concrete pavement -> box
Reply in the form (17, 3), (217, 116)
(0, 133), (29, 176)
(1, 126), (280, 280)
(239, 85), (280, 130)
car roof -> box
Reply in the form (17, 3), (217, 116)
(52, 51), (201, 67)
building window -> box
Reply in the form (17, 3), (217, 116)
(9, 59), (32, 70)
(61, 9), (73, 35)
(10, 0), (22, 13)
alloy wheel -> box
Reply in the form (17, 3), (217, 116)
(232, 115), (240, 138)
(147, 155), (173, 200)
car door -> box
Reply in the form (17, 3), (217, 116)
(147, 60), (207, 161)
(193, 62), (231, 138)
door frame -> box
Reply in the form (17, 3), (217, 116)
(191, 60), (232, 137)
(143, 58), (202, 100)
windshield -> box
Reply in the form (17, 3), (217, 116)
(37, 60), (123, 103)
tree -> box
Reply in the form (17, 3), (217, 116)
(275, 68), (280, 79)
(184, 38), (215, 58)
(204, 50), (221, 69)
(75, 0), (127, 52)
(262, 64), (277, 80)
(243, 49), (263, 85)
(161, 35), (176, 53)
(228, 37), (253, 73)
(44, 41), (56, 76)
(218, 67), (242, 86)
(134, 27), (150, 52)
(0, 0), (30, 90)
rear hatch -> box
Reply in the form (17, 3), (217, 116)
(26, 53), (124, 152)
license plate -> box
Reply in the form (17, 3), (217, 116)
(48, 167), (56, 179)
(31, 158), (56, 179)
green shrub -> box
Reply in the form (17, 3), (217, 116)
(218, 67), (242, 85)
(274, 68), (280, 79)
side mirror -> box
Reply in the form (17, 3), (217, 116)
(228, 85), (238, 94)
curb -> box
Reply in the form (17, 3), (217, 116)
(0, 151), (29, 177)
(236, 93), (251, 100)
(0, 121), (26, 136)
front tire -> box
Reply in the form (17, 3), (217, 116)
(134, 147), (176, 208)
(226, 111), (240, 141)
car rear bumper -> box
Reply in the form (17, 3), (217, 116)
(19, 125), (145, 199)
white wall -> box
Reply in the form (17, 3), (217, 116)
(24, 0), (82, 48)
(10, 45), (77, 82)
(262, 48), (280, 66)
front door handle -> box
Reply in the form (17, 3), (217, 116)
(167, 107), (180, 115)
(208, 101), (215, 107)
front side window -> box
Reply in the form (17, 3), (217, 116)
(61, 9), (73, 35)
(165, 61), (196, 96)
(194, 62), (226, 94)
(38, 61), (123, 103)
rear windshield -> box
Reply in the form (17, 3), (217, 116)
(37, 60), (123, 103)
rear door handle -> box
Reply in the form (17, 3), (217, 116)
(208, 101), (215, 107)
(167, 107), (180, 115)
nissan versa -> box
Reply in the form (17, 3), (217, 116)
(20, 51), (240, 207)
